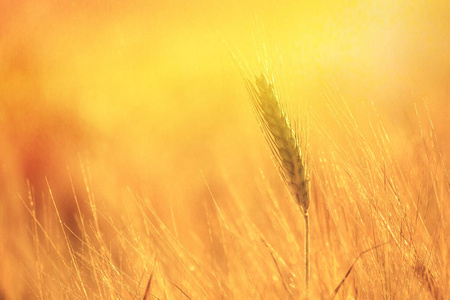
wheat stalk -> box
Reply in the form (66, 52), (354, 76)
(245, 72), (311, 296)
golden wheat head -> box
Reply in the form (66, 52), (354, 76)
(246, 73), (310, 213)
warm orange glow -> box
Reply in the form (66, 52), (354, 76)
(1, 0), (449, 298)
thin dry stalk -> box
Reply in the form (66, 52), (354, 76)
(331, 241), (390, 299)
(143, 273), (153, 300)
(245, 73), (311, 296)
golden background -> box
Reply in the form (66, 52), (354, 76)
(1, 0), (449, 298)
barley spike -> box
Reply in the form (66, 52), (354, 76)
(247, 73), (310, 213)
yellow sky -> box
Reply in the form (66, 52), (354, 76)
(1, 0), (449, 195)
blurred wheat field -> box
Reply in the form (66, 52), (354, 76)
(1, 0), (450, 299)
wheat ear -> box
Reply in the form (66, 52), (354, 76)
(246, 73), (311, 295)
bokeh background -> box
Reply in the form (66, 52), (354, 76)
(1, 0), (449, 298)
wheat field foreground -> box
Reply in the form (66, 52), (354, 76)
(1, 1), (450, 299)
